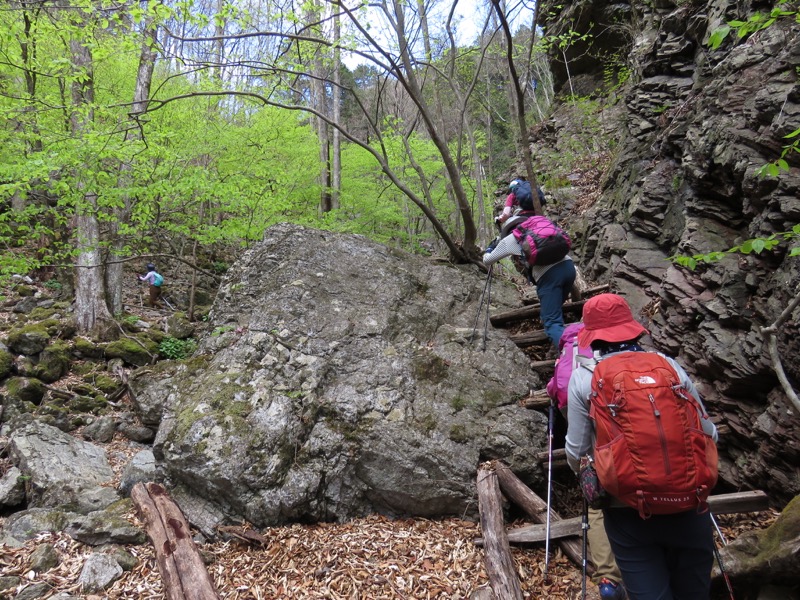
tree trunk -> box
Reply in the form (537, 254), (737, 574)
(69, 24), (115, 338)
(331, 7), (341, 210)
(108, 10), (158, 315)
(490, 0), (542, 215)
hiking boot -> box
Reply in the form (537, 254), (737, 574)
(598, 578), (626, 600)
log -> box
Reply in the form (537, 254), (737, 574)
(707, 490), (770, 514)
(131, 482), (221, 600)
(530, 359), (555, 370)
(492, 461), (589, 573)
(519, 390), (552, 410)
(474, 518), (582, 546)
(475, 491), (771, 544)
(490, 285), (610, 326)
(508, 330), (550, 347)
(490, 300), (586, 327)
(536, 448), (567, 463)
(476, 464), (524, 600)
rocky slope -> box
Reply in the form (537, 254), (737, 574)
(539, 0), (800, 506)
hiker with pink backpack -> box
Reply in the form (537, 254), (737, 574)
(483, 213), (575, 347)
(547, 322), (627, 599)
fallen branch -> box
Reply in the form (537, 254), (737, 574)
(476, 463), (524, 600)
(761, 286), (800, 415)
(131, 482), (221, 600)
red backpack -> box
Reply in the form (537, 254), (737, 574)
(512, 216), (571, 266)
(589, 351), (718, 518)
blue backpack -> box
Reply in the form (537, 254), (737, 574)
(152, 272), (164, 286)
(514, 180), (534, 210)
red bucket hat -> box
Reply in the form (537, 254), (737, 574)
(577, 293), (649, 347)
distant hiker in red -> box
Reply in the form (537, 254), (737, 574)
(565, 293), (719, 600)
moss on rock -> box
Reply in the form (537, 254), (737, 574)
(6, 323), (51, 355)
(73, 336), (105, 359)
(105, 336), (158, 367)
(32, 340), (71, 383)
(6, 376), (46, 404)
(0, 349), (12, 380)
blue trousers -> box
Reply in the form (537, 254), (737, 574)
(603, 507), (715, 600)
(536, 260), (576, 346)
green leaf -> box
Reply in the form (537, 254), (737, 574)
(790, 247), (800, 257)
(708, 26), (731, 50)
(751, 238), (766, 253)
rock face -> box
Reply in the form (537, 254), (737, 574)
(540, 0), (800, 504)
(131, 224), (547, 532)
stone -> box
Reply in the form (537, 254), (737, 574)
(131, 224), (544, 533)
(76, 553), (123, 593)
(29, 543), (60, 572)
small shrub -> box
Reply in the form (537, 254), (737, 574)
(158, 337), (197, 360)
(211, 325), (235, 337)
(43, 280), (63, 291)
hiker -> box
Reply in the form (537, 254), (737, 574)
(138, 263), (164, 308)
(565, 293), (719, 600)
(482, 217), (575, 347)
(497, 178), (545, 224)
(547, 323), (626, 600)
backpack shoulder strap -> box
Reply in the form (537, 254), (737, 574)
(576, 353), (597, 372)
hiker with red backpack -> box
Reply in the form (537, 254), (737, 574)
(565, 294), (719, 600)
(483, 214), (575, 347)
(547, 323), (627, 599)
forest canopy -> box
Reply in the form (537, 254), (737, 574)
(0, 0), (579, 336)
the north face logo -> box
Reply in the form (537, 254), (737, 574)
(635, 376), (657, 384)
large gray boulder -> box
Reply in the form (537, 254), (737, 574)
(131, 224), (546, 533)
(5, 419), (117, 512)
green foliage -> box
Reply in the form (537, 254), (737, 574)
(708, 3), (799, 50)
(670, 225), (800, 270)
(158, 336), (197, 360)
(211, 325), (235, 337)
(756, 127), (800, 177)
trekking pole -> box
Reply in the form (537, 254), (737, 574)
(581, 496), (589, 600)
(470, 266), (493, 350)
(481, 266), (493, 351)
(543, 397), (555, 582)
(710, 513), (736, 600)
(162, 294), (175, 311)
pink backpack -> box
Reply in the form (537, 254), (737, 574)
(546, 323), (594, 410)
(511, 216), (571, 266)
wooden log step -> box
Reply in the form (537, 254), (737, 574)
(519, 389), (551, 410)
(508, 330), (550, 347)
(493, 461), (589, 573)
(491, 302), (585, 327)
(494, 284), (610, 325)
(474, 490), (770, 546)
(530, 359), (555, 370)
